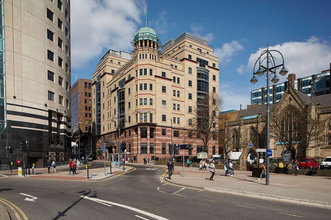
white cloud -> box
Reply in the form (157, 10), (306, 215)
(71, 0), (146, 69)
(190, 25), (214, 42)
(214, 40), (244, 64)
(149, 10), (168, 35)
(236, 65), (245, 75)
(220, 83), (251, 111)
(240, 37), (331, 79)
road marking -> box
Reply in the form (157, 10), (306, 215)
(237, 204), (257, 209)
(280, 212), (307, 218)
(145, 168), (158, 171)
(82, 195), (168, 220)
(157, 187), (167, 194)
(0, 198), (29, 220)
(135, 215), (149, 220)
(20, 193), (38, 202)
(0, 174), (8, 178)
(173, 188), (185, 195)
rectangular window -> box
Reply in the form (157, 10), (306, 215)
(144, 68), (147, 75)
(188, 67), (192, 74)
(128, 102), (131, 109)
(48, 91), (54, 101)
(139, 113), (143, 122)
(141, 127), (147, 138)
(140, 83), (143, 90)
(58, 18), (63, 30)
(173, 76), (176, 83)
(173, 103), (176, 110)
(58, 76), (63, 86)
(150, 113), (153, 123)
(144, 113), (147, 122)
(188, 106), (192, 112)
(150, 143), (154, 154)
(162, 115), (166, 121)
(188, 54), (192, 59)
(47, 8), (54, 21)
(139, 69), (143, 75)
(162, 72), (166, 77)
(47, 29), (54, 41)
(162, 143), (166, 154)
(188, 93), (192, 99)
(59, 95), (63, 105)
(141, 143), (147, 154)
(47, 70), (54, 81)
(177, 117), (180, 124)
(150, 98), (153, 105)
(177, 91), (180, 97)
(58, 0), (62, 10)
(188, 80), (192, 87)
(173, 90), (176, 96)
(162, 129), (166, 135)
(162, 100), (166, 107)
(149, 84), (153, 91)
(144, 98), (147, 105)
(65, 45), (69, 56)
(150, 69), (153, 76)
(177, 77), (180, 84)
(162, 86), (166, 93)
(128, 88), (131, 95)
(173, 117), (176, 123)
(65, 9), (68, 19)
(47, 50), (54, 61)
(65, 27), (68, 37)
(174, 131), (179, 137)
(58, 37), (63, 49)
(213, 87), (216, 92)
(213, 75), (216, 81)
(177, 104), (180, 110)
(58, 57), (63, 67)
(139, 98), (143, 105)
(144, 83), (147, 90)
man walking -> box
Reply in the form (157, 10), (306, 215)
(209, 161), (215, 181)
(294, 160), (299, 176)
(258, 162), (266, 181)
(167, 159), (174, 179)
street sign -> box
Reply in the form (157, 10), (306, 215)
(256, 149), (266, 152)
(103, 144), (106, 152)
(16, 159), (21, 164)
(267, 149), (272, 157)
(248, 142), (253, 148)
(179, 144), (192, 150)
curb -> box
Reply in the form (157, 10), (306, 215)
(164, 175), (331, 210)
(0, 203), (10, 220)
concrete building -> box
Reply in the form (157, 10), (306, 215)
(71, 79), (92, 157)
(251, 66), (330, 105)
(92, 28), (219, 162)
(0, 0), (71, 168)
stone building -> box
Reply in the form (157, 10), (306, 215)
(220, 73), (331, 170)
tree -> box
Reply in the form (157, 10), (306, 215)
(270, 105), (324, 160)
(187, 93), (221, 153)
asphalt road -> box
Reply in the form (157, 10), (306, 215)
(1, 165), (331, 220)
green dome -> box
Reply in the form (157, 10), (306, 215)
(133, 27), (158, 45)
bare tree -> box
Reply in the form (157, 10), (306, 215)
(270, 106), (324, 160)
(187, 93), (221, 153)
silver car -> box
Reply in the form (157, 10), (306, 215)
(320, 157), (331, 170)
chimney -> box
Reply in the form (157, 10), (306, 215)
(287, 73), (296, 88)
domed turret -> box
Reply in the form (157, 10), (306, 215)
(133, 27), (159, 49)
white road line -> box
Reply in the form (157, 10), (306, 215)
(82, 196), (168, 220)
(19, 193), (38, 202)
(157, 187), (167, 194)
(173, 188), (185, 195)
(0, 174), (8, 178)
(135, 215), (149, 220)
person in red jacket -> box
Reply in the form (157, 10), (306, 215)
(68, 158), (73, 174)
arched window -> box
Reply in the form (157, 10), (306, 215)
(232, 129), (239, 151)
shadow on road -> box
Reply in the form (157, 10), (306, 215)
(51, 189), (98, 220)
(0, 188), (12, 193)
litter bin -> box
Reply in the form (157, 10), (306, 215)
(18, 167), (22, 176)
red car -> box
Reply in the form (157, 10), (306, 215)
(298, 158), (319, 169)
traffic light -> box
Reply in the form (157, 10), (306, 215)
(169, 143), (173, 155)
(4, 147), (7, 157)
(120, 141), (126, 152)
(9, 146), (13, 154)
(174, 144), (179, 155)
(21, 141), (26, 151)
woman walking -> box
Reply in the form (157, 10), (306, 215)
(209, 161), (216, 181)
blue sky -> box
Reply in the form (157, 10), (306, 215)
(71, 0), (331, 111)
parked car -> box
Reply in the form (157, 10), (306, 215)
(298, 158), (319, 169)
(320, 156), (331, 170)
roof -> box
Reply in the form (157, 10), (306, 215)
(236, 104), (276, 120)
(295, 90), (314, 105)
(133, 27), (158, 44)
(312, 93), (331, 108)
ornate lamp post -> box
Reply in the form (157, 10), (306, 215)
(250, 43), (288, 185)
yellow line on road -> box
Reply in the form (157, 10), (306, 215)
(280, 212), (307, 219)
(0, 198), (29, 220)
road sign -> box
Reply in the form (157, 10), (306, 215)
(179, 144), (192, 150)
(103, 144), (106, 152)
(248, 142), (253, 148)
(16, 159), (21, 164)
(256, 149), (266, 152)
(267, 149), (272, 157)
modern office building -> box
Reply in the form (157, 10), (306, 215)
(71, 79), (92, 157)
(251, 66), (330, 105)
(0, 0), (71, 168)
(92, 28), (219, 162)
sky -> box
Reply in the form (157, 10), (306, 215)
(71, 0), (331, 111)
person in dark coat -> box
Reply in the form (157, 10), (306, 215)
(46, 159), (51, 174)
(167, 159), (174, 179)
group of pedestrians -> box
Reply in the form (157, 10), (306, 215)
(46, 159), (57, 173)
(68, 158), (81, 175)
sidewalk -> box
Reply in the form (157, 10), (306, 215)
(165, 166), (331, 209)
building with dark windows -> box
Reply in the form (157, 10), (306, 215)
(92, 28), (219, 162)
(251, 66), (330, 105)
(71, 79), (92, 157)
(0, 0), (71, 168)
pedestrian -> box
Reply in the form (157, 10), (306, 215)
(258, 162), (266, 181)
(46, 159), (51, 174)
(224, 160), (228, 176)
(167, 159), (174, 179)
(285, 161), (289, 174)
(209, 160), (216, 181)
(68, 158), (73, 174)
(73, 160), (77, 174)
(229, 160), (234, 176)
(187, 159), (190, 167)
(51, 160), (56, 173)
(203, 160), (206, 170)
(76, 159), (81, 174)
(148, 157), (151, 164)
(294, 160), (299, 176)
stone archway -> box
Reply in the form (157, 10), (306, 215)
(240, 146), (257, 171)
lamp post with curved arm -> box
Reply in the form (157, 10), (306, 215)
(250, 43), (288, 185)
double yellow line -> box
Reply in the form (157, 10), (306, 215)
(0, 198), (28, 220)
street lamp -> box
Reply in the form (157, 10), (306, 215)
(250, 43), (288, 185)
(77, 122), (82, 160)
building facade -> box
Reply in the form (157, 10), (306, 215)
(251, 66), (330, 105)
(0, 0), (71, 168)
(71, 79), (92, 157)
(221, 76), (331, 170)
(92, 28), (219, 162)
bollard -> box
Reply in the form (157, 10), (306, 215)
(18, 167), (22, 176)
(32, 166), (35, 175)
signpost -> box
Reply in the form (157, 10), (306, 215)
(103, 144), (106, 176)
(267, 149), (272, 157)
(249, 142), (253, 148)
